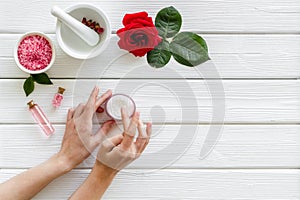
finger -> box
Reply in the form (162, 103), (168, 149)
(93, 120), (116, 144)
(67, 108), (75, 121)
(137, 119), (147, 138)
(96, 89), (112, 108)
(138, 122), (152, 153)
(120, 112), (139, 150)
(127, 112), (140, 136)
(135, 120), (148, 153)
(99, 120), (116, 135)
(74, 103), (85, 118)
(84, 86), (99, 117)
(102, 134), (123, 152)
(121, 107), (130, 131)
(120, 132), (134, 151)
(146, 122), (152, 138)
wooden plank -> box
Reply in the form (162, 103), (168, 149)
(0, 169), (299, 199)
(1, 34), (300, 78)
(0, 125), (299, 169)
(1, 0), (300, 33)
(0, 79), (299, 123)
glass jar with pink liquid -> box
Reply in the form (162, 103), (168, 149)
(27, 100), (55, 136)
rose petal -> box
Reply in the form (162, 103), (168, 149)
(130, 18), (154, 27)
(122, 11), (148, 26)
(117, 11), (161, 57)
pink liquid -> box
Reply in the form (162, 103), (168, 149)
(29, 103), (55, 136)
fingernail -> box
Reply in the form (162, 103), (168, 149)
(96, 106), (104, 113)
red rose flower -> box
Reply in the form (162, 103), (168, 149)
(117, 12), (162, 57)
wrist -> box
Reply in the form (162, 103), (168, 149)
(51, 153), (74, 174)
(93, 160), (118, 180)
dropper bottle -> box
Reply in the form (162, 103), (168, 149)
(27, 100), (55, 136)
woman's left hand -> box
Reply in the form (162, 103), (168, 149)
(57, 86), (114, 171)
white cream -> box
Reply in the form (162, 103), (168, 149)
(106, 94), (135, 120)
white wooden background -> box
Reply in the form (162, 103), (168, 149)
(1, 0), (300, 199)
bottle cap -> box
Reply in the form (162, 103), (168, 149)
(58, 87), (66, 95)
(27, 100), (35, 108)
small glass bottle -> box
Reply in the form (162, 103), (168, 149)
(27, 100), (55, 136)
(52, 87), (65, 108)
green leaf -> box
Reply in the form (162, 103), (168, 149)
(31, 73), (53, 85)
(23, 76), (35, 97)
(147, 40), (172, 68)
(155, 6), (182, 38)
(170, 32), (210, 67)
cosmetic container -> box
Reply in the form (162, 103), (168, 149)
(96, 94), (136, 121)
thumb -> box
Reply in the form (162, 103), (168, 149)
(101, 134), (124, 152)
(93, 120), (116, 144)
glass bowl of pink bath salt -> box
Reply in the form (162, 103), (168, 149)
(14, 32), (55, 74)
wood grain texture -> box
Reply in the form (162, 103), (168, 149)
(1, 0), (300, 198)
(0, 79), (299, 123)
(0, 125), (299, 168)
(1, 0), (300, 33)
(1, 34), (300, 78)
(0, 169), (299, 200)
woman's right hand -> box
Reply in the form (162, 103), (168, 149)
(95, 108), (152, 172)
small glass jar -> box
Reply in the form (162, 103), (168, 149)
(97, 94), (136, 121)
(52, 87), (65, 108)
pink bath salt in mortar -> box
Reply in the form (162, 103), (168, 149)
(17, 35), (52, 71)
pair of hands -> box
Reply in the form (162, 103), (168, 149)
(57, 86), (151, 173)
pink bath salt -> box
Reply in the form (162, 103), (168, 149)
(17, 35), (52, 71)
(52, 93), (63, 108)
